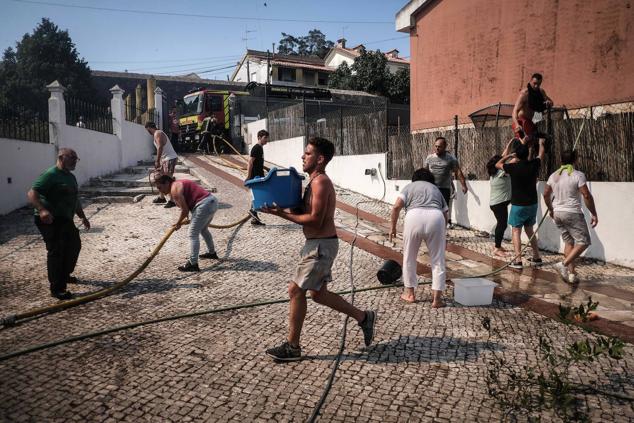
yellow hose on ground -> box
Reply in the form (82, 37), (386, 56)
(1, 225), (177, 326)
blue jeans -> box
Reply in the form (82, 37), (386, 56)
(189, 195), (218, 264)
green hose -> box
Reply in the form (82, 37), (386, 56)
(0, 283), (412, 363)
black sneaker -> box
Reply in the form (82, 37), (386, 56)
(164, 200), (177, 209)
(266, 341), (302, 361)
(251, 219), (265, 226)
(51, 291), (74, 300)
(526, 257), (543, 267)
(153, 197), (167, 204)
(359, 310), (377, 347)
(178, 260), (200, 272)
(248, 209), (263, 223)
(199, 252), (219, 259)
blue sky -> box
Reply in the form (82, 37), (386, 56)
(1, 0), (410, 80)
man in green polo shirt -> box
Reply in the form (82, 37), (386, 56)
(27, 148), (90, 300)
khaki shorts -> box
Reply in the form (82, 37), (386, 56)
(294, 237), (339, 291)
(554, 212), (591, 246)
(161, 158), (177, 176)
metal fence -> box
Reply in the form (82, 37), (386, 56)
(390, 101), (634, 182)
(66, 97), (113, 134)
(0, 105), (49, 143)
(267, 98), (410, 157)
(126, 106), (159, 126)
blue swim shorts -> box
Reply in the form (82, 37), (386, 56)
(508, 203), (538, 228)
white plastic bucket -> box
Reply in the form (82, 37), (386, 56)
(453, 278), (498, 306)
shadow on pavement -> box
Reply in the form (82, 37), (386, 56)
(307, 335), (502, 364)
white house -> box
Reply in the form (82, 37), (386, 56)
(231, 50), (332, 88)
(323, 38), (410, 74)
(231, 41), (410, 88)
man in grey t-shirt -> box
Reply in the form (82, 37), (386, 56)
(424, 137), (468, 228)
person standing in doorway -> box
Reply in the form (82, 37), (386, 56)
(27, 148), (90, 300)
(543, 150), (598, 283)
(261, 137), (376, 361)
(145, 121), (178, 208)
(245, 129), (269, 225)
(424, 136), (467, 229)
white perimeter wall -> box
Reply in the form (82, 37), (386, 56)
(258, 124), (634, 268)
(121, 120), (154, 168)
(264, 136), (304, 172)
(60, 125), (121, 186)
(1, 97), (153, 215)
(0, 138), (56, 215)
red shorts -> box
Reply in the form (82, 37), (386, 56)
(512, 118), (536, 139)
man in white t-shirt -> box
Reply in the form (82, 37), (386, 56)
(543, 150), (598, 283)
(146, 121), (179, 208)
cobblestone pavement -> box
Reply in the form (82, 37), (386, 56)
(199, 154), (634, 327)
(1, 155), (633, 422)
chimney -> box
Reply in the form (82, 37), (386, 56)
(336, 38), (347, 49)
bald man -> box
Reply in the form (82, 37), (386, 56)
(28, 148), (90, 300)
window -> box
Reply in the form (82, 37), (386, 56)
(205, 95), (223, 113)
(278, 67), (296, 82)
(303, 70), (316, 85)
(318, 72), (329, 86)
(182, 93), (203, 116)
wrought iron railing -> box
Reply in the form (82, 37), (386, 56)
(66, 97), (113, 134)
(0, 105), (49, 143)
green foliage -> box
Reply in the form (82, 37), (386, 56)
(328, 50), (410, 104)
(277, 29), (334, 59)
(0, 18), (96, 111)
(558, 297), (599, 323)
(328, 62), (354, 91)
(481, 309), (629, 422)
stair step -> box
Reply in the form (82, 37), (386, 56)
(91, 172), (199, 188)
(124, 165), (190, 174)
(81, 186), (158, 196)
(138, 158), (185, 166)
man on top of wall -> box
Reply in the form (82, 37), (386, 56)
(512, 73), (553, 143)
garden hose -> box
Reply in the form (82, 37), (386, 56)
(0, 225), (177, 328)
(447, 211), (550, 280)
(0, 282), (414, 363)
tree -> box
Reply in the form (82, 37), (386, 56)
(328, 62), (355, 91)
(388, 67), (410, 104)
(0, 18), (96, 111)
(349, 50), (391, 97)
(277, 29), (334, 59)
(328, 49), (409, 104)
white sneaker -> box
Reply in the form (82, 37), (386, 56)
(568, 273), (579, 284)
(554, 262), (569, 280)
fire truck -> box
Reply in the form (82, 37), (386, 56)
(178, 88), (239, 150)
(177, 83), (332, 152)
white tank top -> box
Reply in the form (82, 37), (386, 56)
(154, 130), (178, 162)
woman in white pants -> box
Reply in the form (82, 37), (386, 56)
(389, 168), (448, 307)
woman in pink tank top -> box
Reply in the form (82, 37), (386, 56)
(155, 175), (219, 271)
